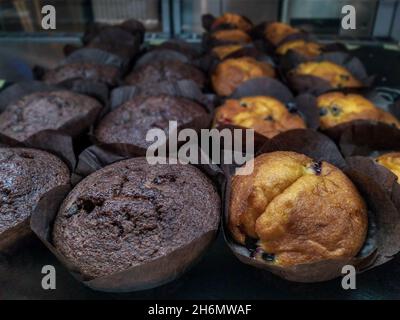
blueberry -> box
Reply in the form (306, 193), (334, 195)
(331, 105), (341, 116)
(312, 161), (322, 175)
(262, 252), (275, 262)
(319, 107), (328, 116)
(240, 102), (248, 108)
(340, 74), (350, 81)
(264, 115), (274, 121)
(287, 102), (298, 113)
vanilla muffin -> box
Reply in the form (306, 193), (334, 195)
(265, 22), (301, 46)
(211, 13), (252, 32)
(376, 152), (400, 181)
(214, 96), (305, 138)
(291, 61), (362, 89)
(212, 44), (244, 60)
(229, 151), (368, 267)
(317, 92), (400, 129)
(276, 39), (322, 57)
(211, 29), (252, 44)
(212, 57), (276, 96)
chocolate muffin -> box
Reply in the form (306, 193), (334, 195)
(229, 151), (367, 267)
(0, 90), (102, 142)
(52, 157), (220, 278)
(125, 60), (206, 89)
(317, 92), (400, 129)
(376, 152), (400, 180)
(0, 147), (70, 236)
(212, 57), (276, 96)
(85, 27), (140, 59)
(291, 61), (362, 90)
(43, 63), (120, 87)
(214, 96), (306, 138)
(94, 95), (208, 152)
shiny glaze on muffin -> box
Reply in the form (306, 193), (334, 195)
(317, 92), (400, 129)
(376, 152), (400, 181)
(214, 96), (305, 138)
(229, 151), (368, 267)
(276, 39), (322, 57)
(212, 57), (276, 96)
(292, 61), (362, 89)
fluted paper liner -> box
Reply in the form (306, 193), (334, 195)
(221, 129), (400, 282)
(30, 158), (221, 292)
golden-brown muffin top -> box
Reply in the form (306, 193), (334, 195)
(211, 29), (252, 44)
(376, 152), (400, 181)
(214, 96), (306, 138)
(229, 151), (368, 267)
(276, 39), (322, 57)
(265, 22), (300, 46)
(317, 92), (400, 129)
(293, 61), (362, 89)
(212, 57), (276, 96)
(212, 13), (253, 32)
(212, 44), (244, 59)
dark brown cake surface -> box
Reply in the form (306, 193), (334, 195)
(0, 90), (102, 142)
(43, 62), (119, 86)
(125, 60), (206, 89)
(52, 158), (220, 278)
(0, 147), (70, 235)
(94, 95), (207, 149)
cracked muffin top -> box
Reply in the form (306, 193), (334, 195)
(52, 157), (220, 279)
(94, 95), (208, 150)
(43, 62), (120, 86)
(0, 147), (70, 235)
(0, 90), (102, 142)
(229, 151), (367, 267)
(317, 92), (400, 129)
(212, 57), (276, 96)
(276, 39), (322, 57)
(125, 60), (206, 89)
(376, 152), (400, 181)
(213, 96), (306, 138)
(265, 22), (301, 46)
(291, 61), (362, 89)
(211, 13), (253, 32)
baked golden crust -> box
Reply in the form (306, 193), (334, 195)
(376, 152), (400, 181)
(211, 29), (252, 44)
(214, 96), (306, 138)
(211, 13), (252, 32)
(317, 92), (400, 129)
(265, 22), (300, 46)
(212, 44), (244, 59)
(212, 57), (276, 96)
(229, 151), (367, 267)
(292, 61), (363, 89)
(276, 39), (322, 57)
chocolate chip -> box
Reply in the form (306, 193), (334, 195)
(153, 174), (177, 185)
